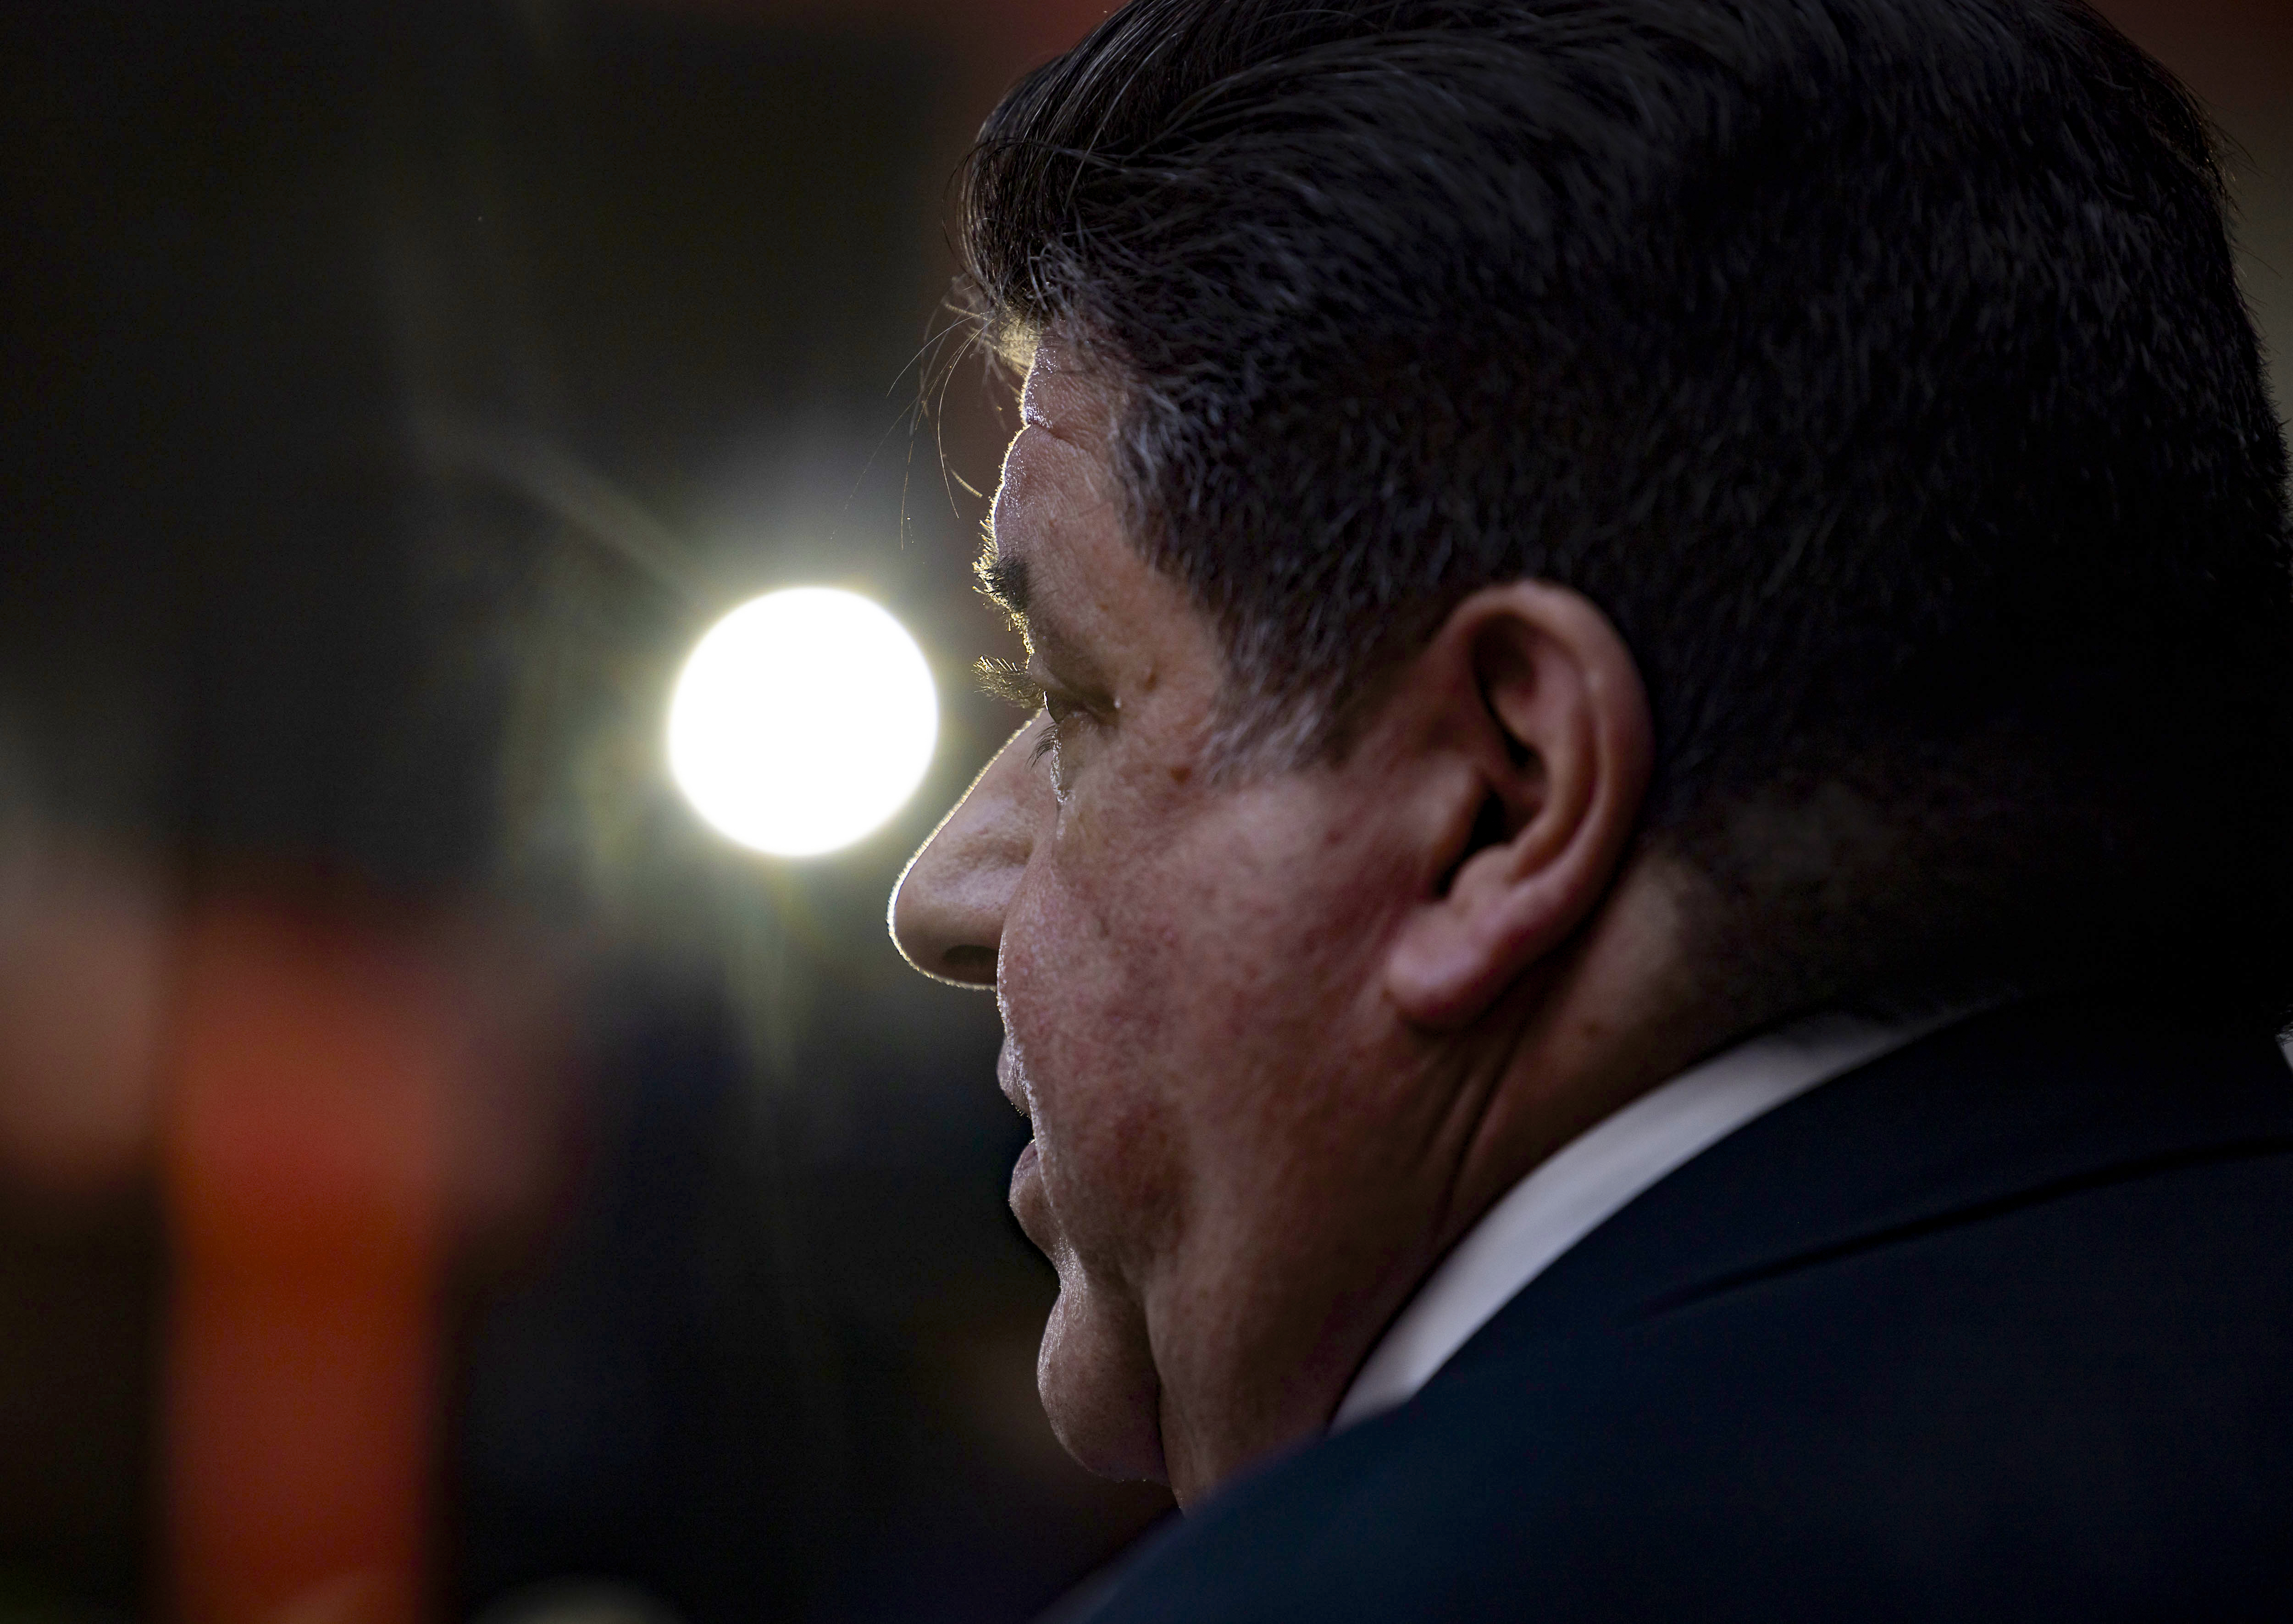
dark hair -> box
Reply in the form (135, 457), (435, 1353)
(957, 0), (2293, 1009)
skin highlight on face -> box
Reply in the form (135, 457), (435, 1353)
(892, 341), (1727, 1505)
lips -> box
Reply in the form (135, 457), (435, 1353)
(1000, 1039), (1052, 1244)
(996, 1040), (1032, 1124)
(1008, 1130), (1051, 1250)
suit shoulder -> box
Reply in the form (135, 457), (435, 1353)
(1075, 1141), (2293, 1623)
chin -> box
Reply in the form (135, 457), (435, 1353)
(1037, 1281), (1170, 1484)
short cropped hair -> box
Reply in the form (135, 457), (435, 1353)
(957, 0), (2293, 1008)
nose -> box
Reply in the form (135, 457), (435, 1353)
(889, 717), (1047, 987)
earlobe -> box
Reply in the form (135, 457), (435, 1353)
(1389, 844), (1589, 1026)
(1381, 583), (1652, 1030)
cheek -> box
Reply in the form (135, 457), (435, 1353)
(998, 796), (1335, 1266)
(1000, 854), (1185, 1251)
(999, 843), (1190, 1482)
(998, 754), (1417, 1237)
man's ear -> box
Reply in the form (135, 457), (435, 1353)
(1382, 582), (1653, 1029)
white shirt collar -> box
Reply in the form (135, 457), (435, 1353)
(1331, 1007), (1962, 1430)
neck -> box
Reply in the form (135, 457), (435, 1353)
(1418, 858), (1743, 1259)
(1155, 857), (1755, 1503)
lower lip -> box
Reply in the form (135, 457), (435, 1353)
(1007, 1139), (1049, 1244)
(1009, 1139), (1040, 1208)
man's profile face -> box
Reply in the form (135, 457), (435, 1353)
(889, 345), (1453, 1496)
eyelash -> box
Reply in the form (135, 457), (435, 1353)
(975, 658), (1075, 766)
(975, 657), (1042, 711)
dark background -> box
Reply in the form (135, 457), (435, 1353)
(0, 2), (2283, 1621)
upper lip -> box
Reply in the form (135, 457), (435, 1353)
(996, 1043), (1031, 1123)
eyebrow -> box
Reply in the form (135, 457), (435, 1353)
(975, 539), (1107, 694)
(975, 547), (1030, 621)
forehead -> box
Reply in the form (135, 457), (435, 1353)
(988, 346), (1121, 600)
(989, 346), (1222, 697)
(1019, 342), (1115, 439)
(996, 347), (1121, 564)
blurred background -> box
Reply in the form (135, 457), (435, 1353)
(0, 2), (2283, 1621)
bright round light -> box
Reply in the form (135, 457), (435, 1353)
(667, 587), (938, 857)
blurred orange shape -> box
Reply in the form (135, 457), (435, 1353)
(164, 899), (454, 1624)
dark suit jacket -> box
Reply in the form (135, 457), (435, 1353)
(1063, 990), (2293, 1621)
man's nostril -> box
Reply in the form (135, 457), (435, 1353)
(942, 944), (997, 981)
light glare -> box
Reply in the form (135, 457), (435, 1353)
(668, 587), (937, 857)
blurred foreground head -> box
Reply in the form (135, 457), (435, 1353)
(893, 0), (2293, 1501)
